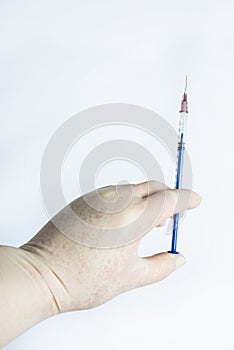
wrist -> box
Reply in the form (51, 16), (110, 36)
(0, 245), (60, 347)
(18, 244), (68, 314)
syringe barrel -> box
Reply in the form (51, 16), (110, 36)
(178, 111), (188, 142)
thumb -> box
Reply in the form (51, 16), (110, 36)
(133, 252), (186, 288)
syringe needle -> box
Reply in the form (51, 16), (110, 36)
(184, 75), (188, 93)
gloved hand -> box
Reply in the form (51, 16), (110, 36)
(0, 181), (201, 347)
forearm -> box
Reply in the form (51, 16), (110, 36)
(0, 245), (57, 348)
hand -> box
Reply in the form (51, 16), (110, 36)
(20, 181), (201, 312)
(0, 181), (201, 347)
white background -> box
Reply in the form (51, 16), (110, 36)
(1, 0), (234, 349)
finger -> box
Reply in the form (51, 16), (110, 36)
(160, 189), (202, 220)
(134, 180), (170, 198)
(137, 189), (202, 226)
(130, 252), (186, 288)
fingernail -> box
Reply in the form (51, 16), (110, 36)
(175, 254), (186, 269)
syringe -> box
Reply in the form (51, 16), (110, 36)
(169, 77), (189, 254)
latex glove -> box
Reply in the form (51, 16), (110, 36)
(0, 181), (201, 347)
